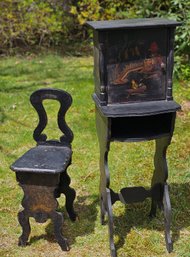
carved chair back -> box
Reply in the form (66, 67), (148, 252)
(30, 88), (73, 146)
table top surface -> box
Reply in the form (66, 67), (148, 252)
(86, 18), (181, 30)
(93, 94), (181, 117)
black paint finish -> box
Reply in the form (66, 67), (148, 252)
(87, 18), (181, 106)
(30, 88), (74, 145)
(87, 18), (181, 30)
(10, 88), (76, 251)
(87, 18), (181, 257)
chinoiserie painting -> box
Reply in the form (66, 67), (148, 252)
(106, 28), (167, 104)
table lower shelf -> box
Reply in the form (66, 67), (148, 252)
(110, 183), (163, 205)
(100, 183), (173, 256)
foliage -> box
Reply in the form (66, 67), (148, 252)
(0, 0), (65, 53)
(0, 0), (189, 80)
(130, 0), (190, 80)
(0, 54), (190, 256)
(72, 0), (190, 80)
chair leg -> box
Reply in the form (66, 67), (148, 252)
(59, 171), (77, 221)
(18, 210), (31, 246)
(50, 211), (70, 251)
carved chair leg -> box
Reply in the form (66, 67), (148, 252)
(63, 186), (76, 221)
(18, 210), (31, 246)
(50, 211), (70, 251)
(59, 172), (77, 221)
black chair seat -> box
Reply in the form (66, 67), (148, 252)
(11, 145), (72, 174)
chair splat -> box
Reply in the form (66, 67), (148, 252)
(30, 88), (74, 146)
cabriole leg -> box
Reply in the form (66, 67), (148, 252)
(150, 136), (173, 251)
(106, 188), (117, 257)
(163, 183), (173, 253)
(18, 210), (31, 246)
(59, 171), (77, 221)
(50, 211), (70, 251)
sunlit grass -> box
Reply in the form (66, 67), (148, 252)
(0, 54), (190, 257)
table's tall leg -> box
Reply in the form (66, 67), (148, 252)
(106, 188), (117, 257)
(96, 109), (117, 257)
(99, 147), (109, 224)
(99, 147), (116, 257)
(150, 136), (173, 252)
(163, 183), (173, 252)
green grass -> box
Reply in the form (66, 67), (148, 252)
(0, 54), (190, 257)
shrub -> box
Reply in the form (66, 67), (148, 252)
(0, 0), (65, 53)
(73, 0), (190, 80)
(0, 0), (189, 81)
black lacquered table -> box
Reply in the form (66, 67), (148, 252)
(94, 97), (180, 257)
(87, 18), (181, 257)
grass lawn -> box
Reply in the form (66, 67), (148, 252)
(0, 54), (190, 257)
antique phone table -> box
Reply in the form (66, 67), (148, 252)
(87, 18), (181, 257)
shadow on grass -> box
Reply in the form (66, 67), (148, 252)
(0, 107), (6, 124)
(106, 183), (190, 252)
(170, 183), (190, 243)
(26, 183), (190, 251)
(0, 83), (40, 93)
(29, 194), (99, 247)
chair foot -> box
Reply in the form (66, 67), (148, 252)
(18, 210), (31, 247)
(50, 211), (70, 251)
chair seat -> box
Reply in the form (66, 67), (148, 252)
(11, 145), (72, 174)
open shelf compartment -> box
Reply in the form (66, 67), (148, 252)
(110, 113), (173, 141)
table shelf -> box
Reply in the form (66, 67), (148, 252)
(110, 113), (173, 141)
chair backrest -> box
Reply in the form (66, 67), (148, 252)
(30, 88), (74, 146)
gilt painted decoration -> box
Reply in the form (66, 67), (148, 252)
(107, 29), (167, 104)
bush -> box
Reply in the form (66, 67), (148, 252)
(132, 0), (190, 75)
(0, 0), (65, 53)
(73, 0), (190, 80)
(0, 0), (189, 81)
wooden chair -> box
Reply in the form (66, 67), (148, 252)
(10, 88), (76, 251)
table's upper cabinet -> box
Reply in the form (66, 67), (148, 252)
(106, 28), (167, 104)
(87, 19), (181, 106)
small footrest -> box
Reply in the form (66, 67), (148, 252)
(110, 183), (163, 205)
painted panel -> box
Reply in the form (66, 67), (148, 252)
(106, 28), (167, 104)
